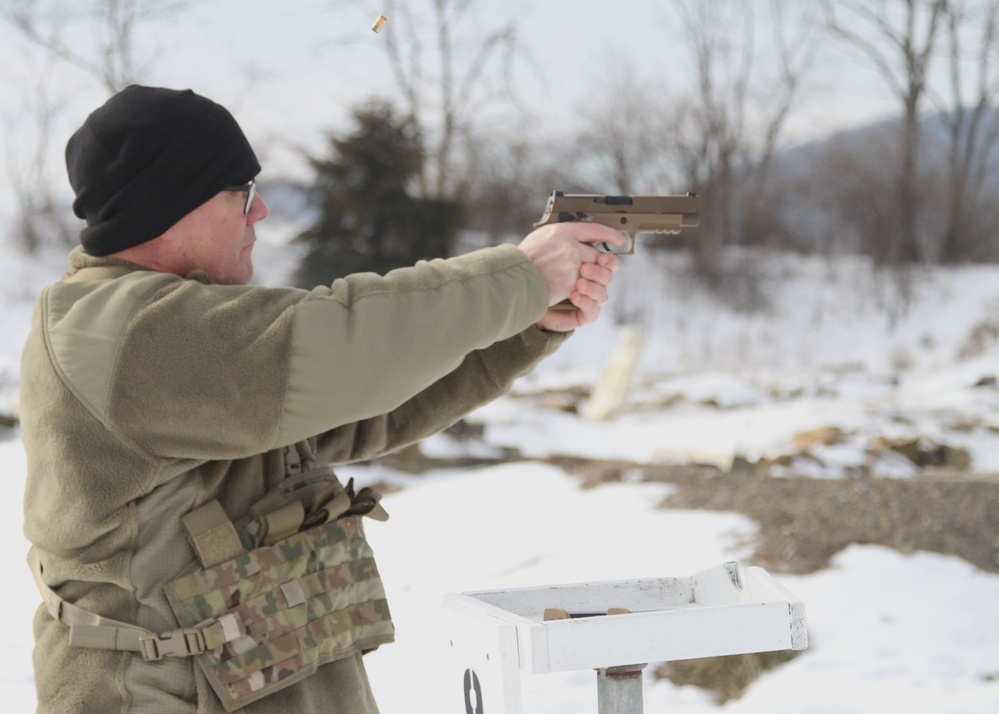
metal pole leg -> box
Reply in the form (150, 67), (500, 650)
(596, 664), (647, 714)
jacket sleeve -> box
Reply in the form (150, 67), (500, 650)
(98, 245), (550, 459)
(311, 325), (568, 465)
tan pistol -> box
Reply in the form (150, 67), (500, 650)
(533, 191), (700, 254)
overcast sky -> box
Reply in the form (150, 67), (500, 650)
(166, 0), (895, 151)
(1, 0), (902, 198)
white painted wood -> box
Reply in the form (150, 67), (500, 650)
(443, 602), (524, 714)
(539, 601), (797, 672)
(693, 561), (750, 605)
(743, 566), (809, 650)
(464, 575), (696, 620)
(444, 562), (808, 681)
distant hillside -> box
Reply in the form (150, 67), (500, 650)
(763, 107), (999, 258)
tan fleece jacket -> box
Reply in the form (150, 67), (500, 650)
(21, 244), (566, 713)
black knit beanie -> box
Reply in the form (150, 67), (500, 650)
(66, 85), (261, 256)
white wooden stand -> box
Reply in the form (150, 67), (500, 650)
(443, 562), (806, 713)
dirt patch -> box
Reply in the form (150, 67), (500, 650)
(653, 650), (800, 704)
(668, 472), (999, 575)
(549, 455), (999, 575)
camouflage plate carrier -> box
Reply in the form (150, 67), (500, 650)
(29, 466), (395, 712)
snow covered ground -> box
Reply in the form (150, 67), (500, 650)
(359, 465), (999, 714)
(0, 237), (997, 712)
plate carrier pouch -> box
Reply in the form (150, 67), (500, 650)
(29, 466), (395, 712)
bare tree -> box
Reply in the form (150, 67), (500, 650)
(372, 0), (532, 200)
(669, 0), (818, 275)
(1, 0), (201, 252)
(820, 0), (949, 266)
(932, 0), (999, 262)
(2, 64), (75, 253)
(452, 134), (569, 245)
(2, 0), (201, 92)
(572, 57), (681, 195)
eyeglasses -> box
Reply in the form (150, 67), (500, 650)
(221, 179), (256, 215)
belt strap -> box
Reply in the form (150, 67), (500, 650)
(27, 548), (224, 661)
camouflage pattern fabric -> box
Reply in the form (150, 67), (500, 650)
(164, 515), (394, 712)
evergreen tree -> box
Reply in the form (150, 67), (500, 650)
(293, 102), (464, 287)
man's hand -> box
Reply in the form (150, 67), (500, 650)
(516, 223), (623, 332)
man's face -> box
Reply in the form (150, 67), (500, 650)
(165, 186), (268, 285)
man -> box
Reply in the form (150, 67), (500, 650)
(20, 85), (621, 713)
